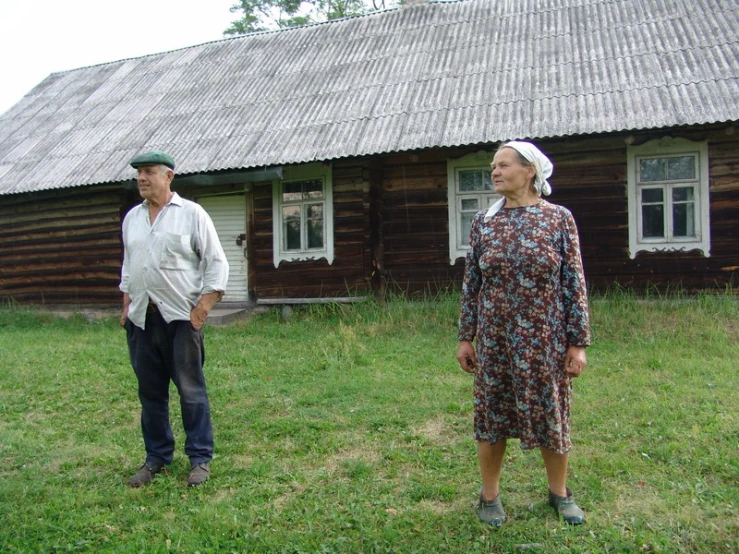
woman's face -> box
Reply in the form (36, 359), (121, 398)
(491, 147), (536, 198)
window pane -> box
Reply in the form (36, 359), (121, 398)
(642, 205), (664, 238)
(459, 170), (493, 192)
(483, 194), (501, 208)
(460, 198), (479, 210)
(306, 203), (324, 249)
(282, 182), (303, 202)
(673, 203), (695, 237)
(667, 156), (695, 180)
(639, 158), (666, 182)
(672, 186), (695, 237)
(283, 179), (324, 201)
(307, 220), (324, 248)
(641, 188), (664, 203)
(307, 203), (323, 219)
(282, 205), (300, 220)
(303, 179), (323, 199)
(460, 213), (475, 247)
(459, 170), (482, 192)
(284, 220), (301, 250)
(282, 206), (301, 250)
(672, 186), (694, 203)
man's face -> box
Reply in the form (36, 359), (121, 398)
(136, 165), (172, 201)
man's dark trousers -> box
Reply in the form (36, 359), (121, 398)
(125, 308), (213, 465)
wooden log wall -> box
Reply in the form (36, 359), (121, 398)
(4, 124), (732, 307)
(539, 126), (738, 293)
(248, 123), (737, 300)
(375, 124), (737, 296)
(0, 185), (128, 305)
(376, 149), (466, 296)
(250, 160), (373, 298)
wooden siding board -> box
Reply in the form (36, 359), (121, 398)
(2, 125), (736, 305)
(539, 130), (739, 292)
(250, 160), (372, 299)
(0, 185), (123, 305)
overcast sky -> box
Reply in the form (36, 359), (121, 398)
(0, 0), (237, 115)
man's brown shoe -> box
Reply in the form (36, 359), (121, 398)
(129, 462), (164, 487)
(188, 462), (210, 486)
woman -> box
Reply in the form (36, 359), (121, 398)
(456, 141), (590, 526)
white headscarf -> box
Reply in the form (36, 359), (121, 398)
(484, 141), (554, 221)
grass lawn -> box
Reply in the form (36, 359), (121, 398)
(0, 293), (737, 553)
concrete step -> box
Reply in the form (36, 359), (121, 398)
(206, 307), (250, 326)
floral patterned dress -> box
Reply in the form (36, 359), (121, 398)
(458, 200), (591, 454)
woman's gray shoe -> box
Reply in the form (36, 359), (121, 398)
(477, 492), (506, 527)
(548, 488), (585, 525)
(129, 462), (164, 487)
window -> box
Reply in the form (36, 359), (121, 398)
(627, 138), (710, 258)
(447, 151), (501, 264)
(272, 163), (334, 267)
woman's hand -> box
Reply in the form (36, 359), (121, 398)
(456, 340), (478, 374)
(565, 345), (587, 377)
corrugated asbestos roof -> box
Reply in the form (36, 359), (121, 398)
(1, 0), (737, 194)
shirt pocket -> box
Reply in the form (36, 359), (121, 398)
(159, 232), (193, 270)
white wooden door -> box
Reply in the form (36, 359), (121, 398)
(197, 194), (248, 302)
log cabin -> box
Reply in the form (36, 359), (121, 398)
(1, 0), (737, 307)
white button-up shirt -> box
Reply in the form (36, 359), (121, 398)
(120, 192), (229, 329)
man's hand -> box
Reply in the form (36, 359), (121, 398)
(190, 304), (209, 330)
(190, 291), (223, 331)
(120, 293), (131, 327)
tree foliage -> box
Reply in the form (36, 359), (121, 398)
(224, 0), (401, 35)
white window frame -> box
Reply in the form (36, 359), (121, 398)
(272, 163), (334, 267)
(627, 137), (710, 259)
(447, 151), (501, 264)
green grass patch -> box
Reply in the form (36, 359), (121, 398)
(0, 293), (737, 553)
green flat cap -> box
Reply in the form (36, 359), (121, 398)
(129, 150), (175, 170)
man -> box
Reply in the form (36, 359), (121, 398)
(120, 150), (229, 487)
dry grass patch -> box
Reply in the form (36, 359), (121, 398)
(321, 447), (384, 476)
(412, 415), (464, 447)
